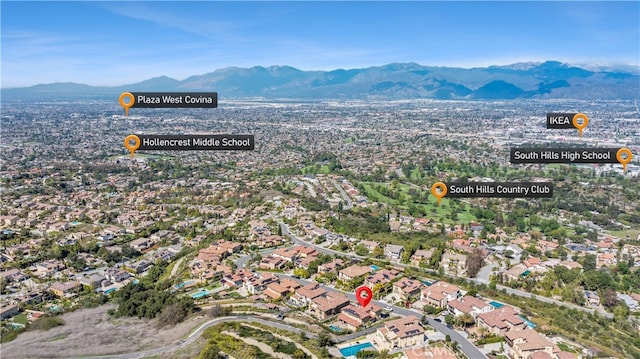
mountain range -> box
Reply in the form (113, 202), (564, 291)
(3, 61), (639, 101)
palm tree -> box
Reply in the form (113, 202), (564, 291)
(459, 313), (475, 328)
(373, 283), (385, 299)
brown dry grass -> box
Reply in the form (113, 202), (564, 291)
(0, 304), (209, 359)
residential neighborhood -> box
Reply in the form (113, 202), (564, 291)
(1, 97), (639, 359)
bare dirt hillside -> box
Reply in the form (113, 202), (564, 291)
(0, 304), (209, 359)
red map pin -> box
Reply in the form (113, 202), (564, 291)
(355, 286), (373, 307)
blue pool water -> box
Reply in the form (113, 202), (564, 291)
(174, 280), (194, 290)
(370, 265), (380, 271)
(329, 325), (343, 333)
(191, 289), (209, 299)
(339, 342), (374, 357)
(519, 316), (536, 328)
(103, 288), (116, 294)
(489, 301), (504, 308)
(422, 280), (432, 286)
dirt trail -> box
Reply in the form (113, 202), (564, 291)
(242, 323), (318, 359)
(222, 331), (292, 359)
(170, 257), (185, 277)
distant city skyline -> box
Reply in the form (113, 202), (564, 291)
(2, 1), (639, 88)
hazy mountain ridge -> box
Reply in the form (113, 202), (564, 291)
(3, 61), (639, 100)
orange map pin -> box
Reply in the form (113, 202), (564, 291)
(431, 182), (448, 206)
(124, 135), (141, 158)
(119, 92), (135, 116)
(572, 113), (589, 138)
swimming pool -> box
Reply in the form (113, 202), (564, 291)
(519, 315), (536, 328)
(174, 280), (195, 290)
(329, 325), (343, 333)
(339, 342), (374, 357)
(489, 301), (504, 308)
(370, 265), (380, 271)
(103, 288), (116, 295)
(191, 289), (210, 299)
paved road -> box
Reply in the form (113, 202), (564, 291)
(330, 179), (353, 210)
(279, 223), (614, 319)
(476, 261), (495, 284)
(236, 248), (278, 269)
(77, 316), (314, 359)
(280, 223), (365, 260)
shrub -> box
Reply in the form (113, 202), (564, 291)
(29, 316), (64, 331)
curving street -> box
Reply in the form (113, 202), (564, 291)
(330, 179), (354, 210)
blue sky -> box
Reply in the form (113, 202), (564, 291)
(2, 1), (639, 87)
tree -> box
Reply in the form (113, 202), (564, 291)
(445, 314), (454, 325)
(356, 350), (377, 358)
(293, 268), (310, 279)
(347, 276), (364, 290)
(583, 270), (614, 291)
(582, 254), (597, 272)
(423, 305), (438, 315)
(465, 249), (484, 278)
(208, 304), (231, 317)
(613, 303), (630, 323)
(601, 289), (619, 310)
(156, 302), (188, 327)
(558, 248), (568, 260)
(354, 244), (368, 257)
(317, 332), (333, 347)
(554, 266), (579, 284)
(293, 349), (307, 359)
(372, 246), (385, 258)
(458, 313), (475, 327)
(516, 217), (527, 232)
